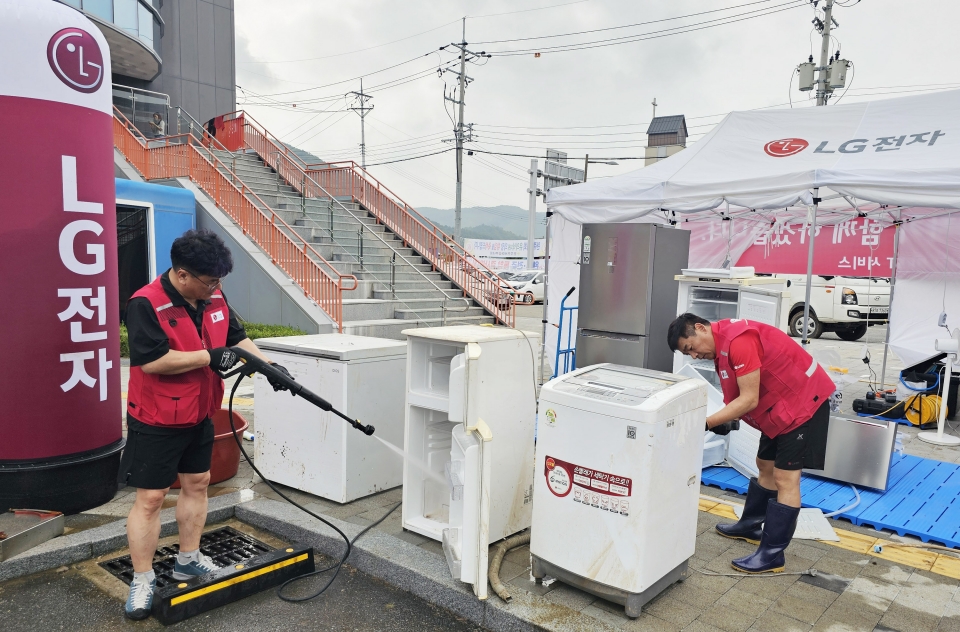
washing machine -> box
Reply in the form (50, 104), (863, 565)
(531, 364), (707, 618)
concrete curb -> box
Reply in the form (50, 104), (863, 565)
(0, 491), (251, 583)
(236, 498), (615, 632)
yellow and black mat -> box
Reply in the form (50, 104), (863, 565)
(99, 526), (315, 625)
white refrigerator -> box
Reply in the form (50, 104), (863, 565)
(401, 325), (539, 600)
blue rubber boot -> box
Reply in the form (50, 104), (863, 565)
(715, 478), (778, 545)
(731, 500), (800, 574)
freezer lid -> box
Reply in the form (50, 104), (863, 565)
(255, 334), (407, 361)
(552, 364), (687, 405)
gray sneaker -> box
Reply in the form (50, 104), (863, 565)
(171, 552), (219, 580)
(124, 576), (155, 620)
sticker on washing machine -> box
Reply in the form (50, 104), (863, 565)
(544, 409), (557, 427)
(544, 456), (632, 515)
(544, 457), (572, 497)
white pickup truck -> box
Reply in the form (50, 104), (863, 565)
(776, 275), (891, 341)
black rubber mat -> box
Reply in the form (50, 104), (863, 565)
(99, 526), (273, 588)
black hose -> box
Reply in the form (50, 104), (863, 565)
(225, 373), (397, 602)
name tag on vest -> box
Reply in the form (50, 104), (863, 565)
(210, 310), (225, 323)
(720, 370), (729, 379)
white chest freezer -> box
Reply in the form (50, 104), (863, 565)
(253, 334), (407, 503)
(401, 325), (539, 600)
(531, 364), (707, 618)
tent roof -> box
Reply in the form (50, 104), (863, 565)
(548, 89), (960, 224)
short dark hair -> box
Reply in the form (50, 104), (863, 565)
(667, 313), (711, 353)
(170, 229), (233, 278)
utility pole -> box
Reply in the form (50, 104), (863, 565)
(527, 159), (539, 270)
(815, 0), (835, 106)
(347, 78), (374, 169)
(651, 97), (657, 119)
(442, 19), (489, 244)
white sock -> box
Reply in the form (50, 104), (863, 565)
(133, 569), (156, 584)
(177, 548), (200, 564)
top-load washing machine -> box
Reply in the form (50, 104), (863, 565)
(531, 364), (707, 618)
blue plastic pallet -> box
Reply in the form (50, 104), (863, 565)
(701, 453), (960, 549)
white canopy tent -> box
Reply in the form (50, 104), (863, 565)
(541, 89), (960, 381)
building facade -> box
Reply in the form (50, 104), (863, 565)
(57, 0), (236, 126)
(645, 115), (687, 166)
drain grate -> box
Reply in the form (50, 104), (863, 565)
(99, 526), (274, 588)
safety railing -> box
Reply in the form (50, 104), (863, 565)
(219, 110), (516, 326)
(267, 151), (475, 323)
(112, 107), (356, 330)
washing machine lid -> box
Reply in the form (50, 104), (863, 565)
(551, 365), (686, 405)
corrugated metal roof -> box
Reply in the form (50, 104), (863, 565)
(646, 115), (687, 135)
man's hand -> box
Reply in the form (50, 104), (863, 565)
(267, 363), (293, 392)
(709, 419), (741, 436)
(208, 347), (240, 371)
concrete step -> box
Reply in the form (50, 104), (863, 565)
(341, 298), (475, 321)
(341, 315), (496, 340)
(373, 288), (463, 301)
(394, 306), (486, 320)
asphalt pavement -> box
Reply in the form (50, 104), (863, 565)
(0, 563), (484, 632)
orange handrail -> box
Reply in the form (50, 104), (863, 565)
(221, 110), (517, 327)
(112, 107), (356, 331)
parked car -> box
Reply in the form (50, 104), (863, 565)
(776, 274), (891, 340)
(505, 270), (544, 304)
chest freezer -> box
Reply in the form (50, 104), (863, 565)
(254, 334), (407, 503)
(531, 364), (707, 618)
(401, 326), (539, 600)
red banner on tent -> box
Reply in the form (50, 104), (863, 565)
(736, 217), (895, 276)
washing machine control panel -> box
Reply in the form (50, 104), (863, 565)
(553, 366), (685, 405)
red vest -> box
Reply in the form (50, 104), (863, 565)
(712, 319), (835, 438)
(127, 276), (229, 427)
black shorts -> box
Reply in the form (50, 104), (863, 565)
(757, 402), (830, 471)
(117, 415), (215, 490)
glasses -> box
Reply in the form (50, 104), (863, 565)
(180, 268), (223, 290)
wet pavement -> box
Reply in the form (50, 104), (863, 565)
(0, 559), (482, 632)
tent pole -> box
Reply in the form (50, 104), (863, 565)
(801, 189), (820, 345)
(539, 210), (553, 386)
(879, 210), (902, 390)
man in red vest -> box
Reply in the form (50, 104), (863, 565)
(118, 229), (288, 620)
(667, 313), (835, 574)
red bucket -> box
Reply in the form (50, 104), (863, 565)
(171, 409), (248, 489)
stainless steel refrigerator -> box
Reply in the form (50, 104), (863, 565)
(576, 223), (690, 372)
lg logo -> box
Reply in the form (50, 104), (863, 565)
(47, 28), (104, 93)
(764, 138), (809, 157)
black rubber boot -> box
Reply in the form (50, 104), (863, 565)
(715, 477), (778, 544)
(730, 500), (801, 574)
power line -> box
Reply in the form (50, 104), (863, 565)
(364, 148), (455, 166)
(239, 19), (462, 64)
(473, 0), (788, 44)
(471, 149), (644, 160)
(487, 1), (806, 56)
(242, 52), (438, 98)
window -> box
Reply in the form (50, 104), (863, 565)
(113, 0), (138, 36)
(137, 2), (154, 48)
(82, 0), (113, 21)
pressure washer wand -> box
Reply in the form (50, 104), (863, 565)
(225, 346), (375, 436)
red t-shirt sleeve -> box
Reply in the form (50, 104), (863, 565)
(728, 330), (763, 377)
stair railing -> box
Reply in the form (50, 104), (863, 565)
(221, 110), (515, 326)
(112, 106), (357, 330)
(262, 154), (473, 321)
